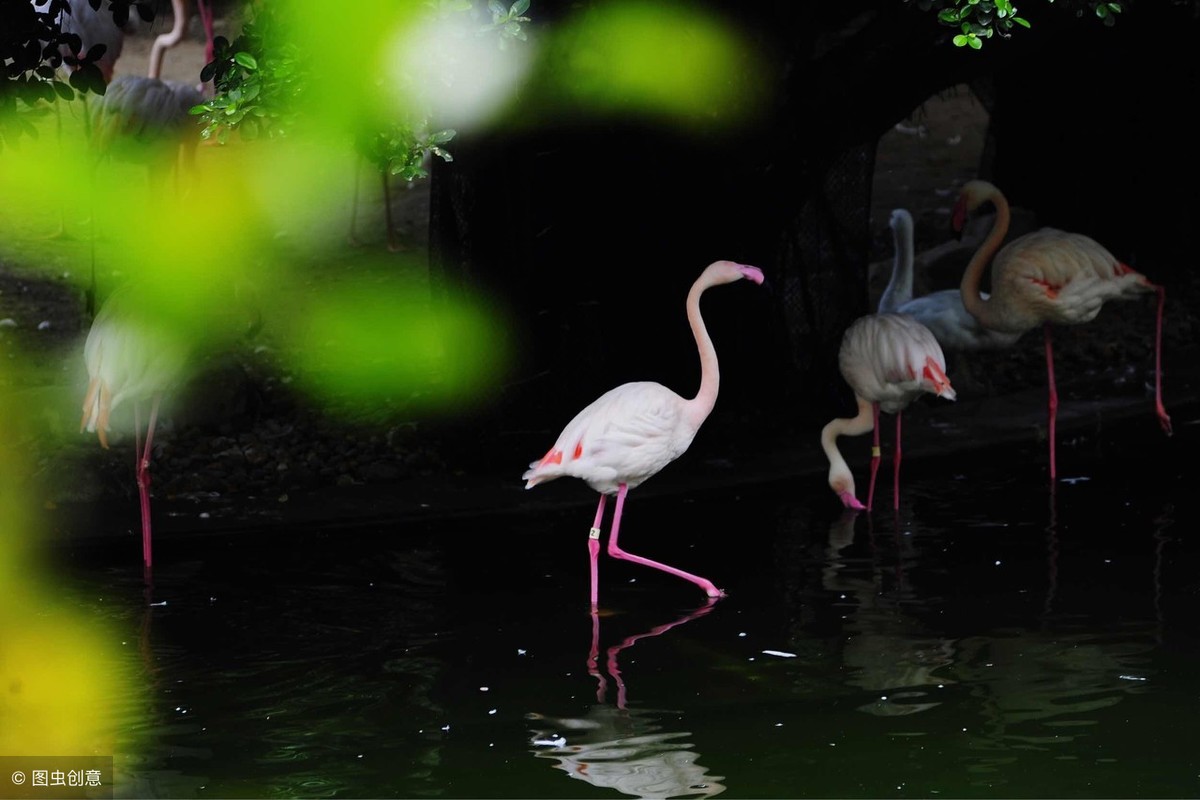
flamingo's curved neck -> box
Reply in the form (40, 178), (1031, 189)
(820, 419), (853, 487)
(820, 397), (872, 493)
(879, 216), (914, 313)
(959, 187), (1011, 329)
(686, 276), (720, 428)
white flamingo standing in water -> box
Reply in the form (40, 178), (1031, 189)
(522, 260), (765, 610)
(954, 179), (1172, 479)
(821, 312), (957, 511)
(879, 208), (1023, 352)
(81, 286), (188, 574)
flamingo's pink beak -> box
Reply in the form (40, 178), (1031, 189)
(838, 490), (865, 510)
(738, 265), (765, 285)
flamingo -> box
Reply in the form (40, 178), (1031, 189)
(953, 179), (1172, 479)
(522, 260), (765, 610)
(90, 73), (206, 181)
(821, 312), (957, 511)
(81, 285), (189, 575)
(879, 208), (1023, 352)
(84, 72), (205, 314)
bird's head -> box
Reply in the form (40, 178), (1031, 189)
(828, 471), (864, 511)
(922, 358), (956, 401)
(703, 260), (765, 287)
(889, 208), (912, 234)
(952, 179), (999, 234)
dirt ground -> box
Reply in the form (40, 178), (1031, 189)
(2, 17), (1195, 524)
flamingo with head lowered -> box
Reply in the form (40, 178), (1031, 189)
(954, 179), (1172, 479)
(522, 260), (765, 611)
(821, 312), (957, 511)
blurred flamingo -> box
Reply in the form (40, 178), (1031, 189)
(954, 179), (1171, 479)
(81, 281), (260, 575)
(84, 72), (205, 314)
(821, 312), (956, 511)
(81, 286), (188, 575)
(522, 260), (765, 610)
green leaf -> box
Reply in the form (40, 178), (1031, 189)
(969, 35), (983, 48)
(1108, 2), (1122, 11)
(952, 33), (971, 46)
(234, 51), (258, 70)
(1013, 16), (1031, 28)
(1096, 4), (1108, 17)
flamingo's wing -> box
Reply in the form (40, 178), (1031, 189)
(523, 382), (690, 491)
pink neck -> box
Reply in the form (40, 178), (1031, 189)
(685, 274), (720, 428)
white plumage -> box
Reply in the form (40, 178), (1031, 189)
(523, 382), (696, 495)
(956, 180), (1160, 334)
(839, 312), (956, 413)
(81, 287), (187, 449)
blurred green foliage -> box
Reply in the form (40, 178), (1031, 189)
(533, 0), (764, 128)
(0, 360), (144, 758)
(191, 0), (531, 182)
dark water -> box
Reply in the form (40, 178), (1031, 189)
(51, 417), (1200, 798)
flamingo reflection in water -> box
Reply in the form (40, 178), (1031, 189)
(528, 600), (726, 799)
(823, 511), (956, 717)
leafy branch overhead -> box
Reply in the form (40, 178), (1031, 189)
(908, 0), (1124, 49)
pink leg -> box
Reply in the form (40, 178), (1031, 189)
(606, 483), (724, 599)
(588, 494), (606, 611)
(196, 0), (215, 63)
(866, 403), (881, 511)
(134, 402), (149, 570)
(137, 394), (163, 571)
(1044, 324), (1057, 480)
(893, 410), (903, 510)
(1154, 286), (1172, 435)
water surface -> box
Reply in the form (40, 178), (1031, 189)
(50, 421), (1200, 798)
